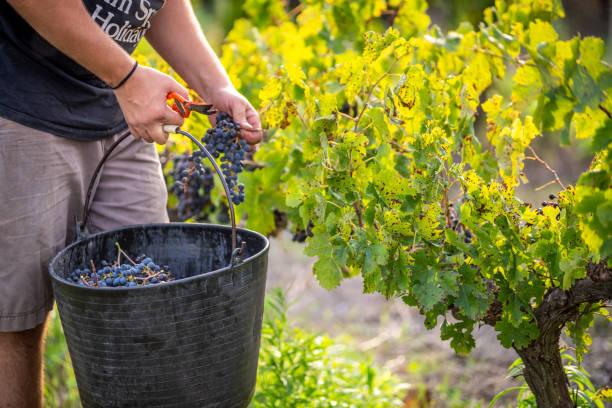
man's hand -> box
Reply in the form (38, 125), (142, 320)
(113, 65), (188, 144)
(205, 86), (262, 145)
(144, 0), (263, 145)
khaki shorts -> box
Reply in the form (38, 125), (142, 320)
(0, 118), (169, 332)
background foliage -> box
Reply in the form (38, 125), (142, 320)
(201, 0), (612, 359)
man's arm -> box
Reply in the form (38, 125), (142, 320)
(145, 0), (262, 144)
(7, 0), (188, 144)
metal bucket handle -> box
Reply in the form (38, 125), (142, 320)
(79, 125), (244, 265)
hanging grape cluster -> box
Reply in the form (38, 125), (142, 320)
(200, 112), (248, 205)
(169, 152), (215, 221)
(292, 220), (314, 243)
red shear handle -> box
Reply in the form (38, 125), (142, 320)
(167, 92), (191, 118)
(167, 92), (217, 118)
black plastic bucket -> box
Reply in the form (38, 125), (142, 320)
(49, 222), (269, 407)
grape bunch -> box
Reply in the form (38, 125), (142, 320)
(66, 254), (173, 288)
(530, 194), (561, 219)
(446, 203), (472, 244)
(169, 152), (215, 220)
(292, 221), (314, 243)
(200, 112), (249, 205)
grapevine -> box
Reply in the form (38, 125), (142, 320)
(214, 1), (612, 405)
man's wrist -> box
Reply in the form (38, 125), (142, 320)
(111, 60), (139, 90)
(99, 56), (137, 89)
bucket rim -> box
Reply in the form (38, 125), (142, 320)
(49, 222), (269, 292)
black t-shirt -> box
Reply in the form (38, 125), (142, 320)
(0, 0), (164, 141)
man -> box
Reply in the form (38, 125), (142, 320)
(0, 1), (262, 406)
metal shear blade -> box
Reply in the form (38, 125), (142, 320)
(189, 103), (217, 115)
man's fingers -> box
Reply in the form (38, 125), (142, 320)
(230, 104), (253, 131)
(145, 127), (166, 144)
(228, 104), (261, 144)
(241, 129), (262, 145)
(163, 104), (185, 127)
(241, 106), (263, 144)
(208, 114), (217, 129)
(246, 106), (262, 130)
(152, 102), (184, 144)
(156, 131), (169, 144)
(168, 79), (190, 101)
(127, 124), (140, 140)
(142, 128), (154, 143)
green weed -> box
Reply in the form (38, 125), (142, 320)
(44, 307), (80, 408)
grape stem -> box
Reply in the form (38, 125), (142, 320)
(337, 112), (357, 121)
(241, 159), (268, 169)
(472, 46), (532, 68)
(599, 104), (611, 119)
(90, 260), (99, 287)
(134, 269), (165, 282)
(534, 179), (558, 192)
(524, 146), (565, 190)
(353, 59), (399, 133)
(80, 275), (92, 287)
(287, 3), (303, 18)
(442, 186), (451, 228)
(291, 102), (308, 128)
(326, 200), (342, 209)
(389, 139), (410, 154)
(353, 201), (364, 228)
(115, 242), (136, 266)
(353, 156), (377, 171)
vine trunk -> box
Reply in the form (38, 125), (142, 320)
(510, 262), (612, 406)
(514, 335), (573, 407)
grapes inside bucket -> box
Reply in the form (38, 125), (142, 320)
(48, 119), (269, 408)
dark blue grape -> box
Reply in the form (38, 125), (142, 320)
(194, 112), (251, 206)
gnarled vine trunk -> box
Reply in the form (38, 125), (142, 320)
(489, 261), (612, 406)
(514, 331), (572, 407)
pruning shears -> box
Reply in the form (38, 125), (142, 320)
(167, 92), (217, 118)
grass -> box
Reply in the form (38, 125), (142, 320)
(44, 307), (80, 408)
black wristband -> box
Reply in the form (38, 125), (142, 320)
(111, 61), (139, 90)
